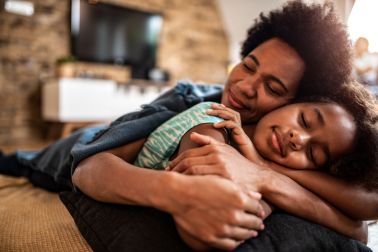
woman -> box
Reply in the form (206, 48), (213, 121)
(130, 83), (378, 250)
(1, 1), (369, 251)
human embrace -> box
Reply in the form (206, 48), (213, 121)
(1, 1), (378, 251)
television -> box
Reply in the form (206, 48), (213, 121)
(70, 0), (163, 79)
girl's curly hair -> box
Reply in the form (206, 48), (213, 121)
(241, 1), (352, 98)
(296, 82), (378, 191)
(329, 82), (378, 191)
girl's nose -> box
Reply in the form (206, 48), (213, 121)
(288, 130), (310, 151)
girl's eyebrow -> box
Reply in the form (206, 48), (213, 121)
(314, 108), (325, 126)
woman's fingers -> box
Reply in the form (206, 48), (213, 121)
(225, 226), (258, 241)
(180, 164), (227, 177)
(169, 132), (225, 168)
(170, 159), (212, 173)
(237, 210), (265, 229)
(168, 143), (215, 169)
(209, 238), (243, 251)
(190, 131), (221, 145)
(241, 193), (266, 219)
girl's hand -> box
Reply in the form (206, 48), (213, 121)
(207, 104), (265, 166)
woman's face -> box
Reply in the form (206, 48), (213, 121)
(252, 102), (357, 170)
(222, 38), (305, 123)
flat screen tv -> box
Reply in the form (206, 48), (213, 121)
(70, 0), (163, 79)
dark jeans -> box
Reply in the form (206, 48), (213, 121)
(0, 153), (70, 192)
(60, 191), (372, 252)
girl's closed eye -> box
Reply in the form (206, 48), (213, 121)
(300, 111), (309, 128)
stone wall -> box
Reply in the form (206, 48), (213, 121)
(0, 0), (229, 146)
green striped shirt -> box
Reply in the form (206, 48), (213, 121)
(134, 102), (223, 169)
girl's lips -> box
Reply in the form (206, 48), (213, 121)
(272, 128), (284, 157)
(228, 92), (244, 110)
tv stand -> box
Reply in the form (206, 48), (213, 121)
(42, 78), (170, 138)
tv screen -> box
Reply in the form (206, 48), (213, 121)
(71, 0), (163, 78)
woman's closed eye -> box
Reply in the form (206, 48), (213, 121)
(264, 80), (284, 96)
(242, 62), (257, 73)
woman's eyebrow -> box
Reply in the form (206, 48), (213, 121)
(248, 54), (288, 93)
(247, 54), (260, 66)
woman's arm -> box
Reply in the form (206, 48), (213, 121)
(72, 138), (264, 251)
(208, 101), (378, 220)
(267, 165), (378, 220)
(258, 168), (367, 242)
(170, 132), (368, 242)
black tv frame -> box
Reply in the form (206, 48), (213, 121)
(69, 0), (163, 79)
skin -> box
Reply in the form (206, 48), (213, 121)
(72, 37), (377, 249)
(221, 38), (305, 123)
(354, 37), (369, 58)
(354, 38), (373, 75)
(169, 102), (376, 243)
(170, 102), (360, 250)
(251, 102), (356, 170)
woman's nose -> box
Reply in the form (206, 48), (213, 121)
(239, 77), (258, 98)
(288, 130), (310, 151)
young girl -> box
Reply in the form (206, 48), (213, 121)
(133, 85), (378, 250)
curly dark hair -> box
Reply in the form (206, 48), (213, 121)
(296, 82), (378, 191)
(241, 0), (352, 98)
(329, 83), (378, 191)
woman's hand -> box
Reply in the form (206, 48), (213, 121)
(168, 133), (268, 193)
(171, 175), (265, 251)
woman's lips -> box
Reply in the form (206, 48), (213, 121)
(228, 92), (245, 110)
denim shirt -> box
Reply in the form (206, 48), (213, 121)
(17, 81), (223, 188)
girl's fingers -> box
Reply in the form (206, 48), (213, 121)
(210, 104), (241, 122)
(213, 120), (239, 129)
(214, 121), (245, 136)
(207, 109), (236, 120)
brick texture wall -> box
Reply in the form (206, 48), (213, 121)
(0, 0), (228, 147)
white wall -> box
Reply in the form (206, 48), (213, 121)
(216, 0), (348, 67)
(216, 0), (284, 66)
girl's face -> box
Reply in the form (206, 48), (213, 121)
(252, 102), (357, 170)
(221, 38), (305, 124)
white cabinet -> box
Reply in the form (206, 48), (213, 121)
(42, 78), (169, 122)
